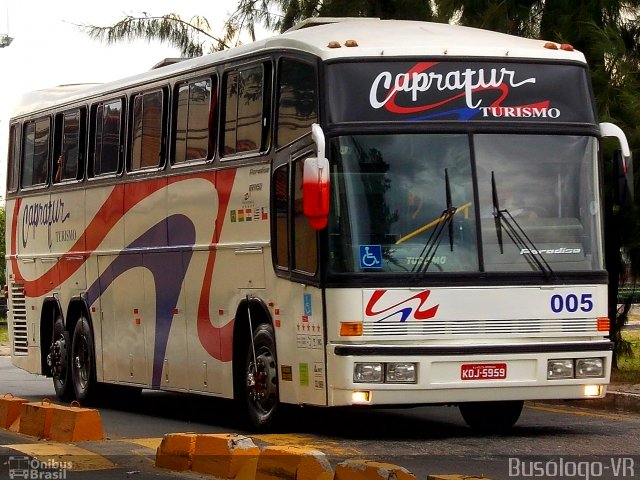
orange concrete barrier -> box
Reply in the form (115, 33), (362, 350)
(19, 399), (58, 439)
(48, 401), (104, 442)
(0, 394), (28, 430)
(191, 433), (260, 479)
(335, 460), (416, 480)
(155, 432), (198, 471)
(256, 445), (333, 480)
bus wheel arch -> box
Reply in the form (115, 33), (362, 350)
(232, 298), (279, 430)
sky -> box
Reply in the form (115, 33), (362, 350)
(0, 0), (274, 197)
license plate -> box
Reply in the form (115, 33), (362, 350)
(461, 363), (507, 380)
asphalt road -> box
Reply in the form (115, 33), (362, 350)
(1, 357), (640, 480)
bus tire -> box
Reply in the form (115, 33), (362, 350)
(71, 317), (97, 404)
(239, 323), (279, 430)
(459, 400), (523, 432)
(50, 317), (74, 401)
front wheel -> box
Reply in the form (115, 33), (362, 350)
(49, 317), (74, 401)
(238, 323), (279, 430)
(71, 317), (98, 404)
(459, 400), (524, 433)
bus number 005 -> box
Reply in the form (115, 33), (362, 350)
(550, 293), (594, 313)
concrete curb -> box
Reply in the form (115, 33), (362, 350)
(155, 433), (423, 480)
(0, 396), (104, 441)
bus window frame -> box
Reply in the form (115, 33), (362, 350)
(220, 59), (273, 161)
(7, 122), (22, 193)
(88, 96), (126, 181)
(52, 107), (86, 186)
(171, 74), (218, 168)
(127, 87), (168, 174)
(20, 115), (52, 191)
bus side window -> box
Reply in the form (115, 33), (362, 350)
(21, 117), (50, 188)
(174, 76), (215, 164)
(273, 164), (290, 269)
(293, 156), (318, 274)
(276, 58), (318, 148)
(130, 89), (165, 171)
(222, 63), (271, 158)
(90, 99), (123, 177)
(7, 123), (21, 192)
(54, 109), (83, 183)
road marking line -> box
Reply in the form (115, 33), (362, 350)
(123, 437), (163, 450)
(254, 433), (362, 455)
(528, 404), (628, 420)
(1, 443), (115, 471)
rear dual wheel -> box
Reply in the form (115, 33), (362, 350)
(70, 317), (97, 403)
(50, 317), (73, 401)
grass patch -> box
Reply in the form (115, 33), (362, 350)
(612, 329), (640, 383)
(0, 321), (7, 345)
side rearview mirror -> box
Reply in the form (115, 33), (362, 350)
(600, 122), (634, 207)
(303, 124), (330, 230)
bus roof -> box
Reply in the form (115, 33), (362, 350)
(11, 19), (586, 118)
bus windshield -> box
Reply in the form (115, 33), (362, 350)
(328, 133), (602, 275)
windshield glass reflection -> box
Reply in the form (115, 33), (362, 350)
(328, 134), (602, 275)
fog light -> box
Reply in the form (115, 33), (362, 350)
(385, 362), (417, 384)
(584, 385), (602, 397)
(576, 358), (604, 378)
(352, 391), (371, 403)
(354, 363), (383, 383)
(547, 359), (574, 379)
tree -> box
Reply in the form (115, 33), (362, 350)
(78, 12), (242, 56)
(79, 1), (436, 57)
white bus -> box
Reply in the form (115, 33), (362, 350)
(5, 18), (633, 431)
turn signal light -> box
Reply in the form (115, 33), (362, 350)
(340, 322), (363, 336)
(597, 317), (610, 332)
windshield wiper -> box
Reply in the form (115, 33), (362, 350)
(413, 169), (457, 273)
(491, 171), (555, 280)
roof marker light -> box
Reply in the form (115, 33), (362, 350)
(544, 42), (558, 50)
(560, 43), (575, 51)
(344, 39), (358, 47)
(328, 41), (341, 48)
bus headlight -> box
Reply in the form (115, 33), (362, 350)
(547, 359), (574, 379)
(354, 363), (383, 383)
(385, 362), (417, 384)
(576, 358), (604, 378)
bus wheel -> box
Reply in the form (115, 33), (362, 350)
(459, 400), (523, 432)
(241, 323), (279, 429)
(71, 317), (97, 403)
(49, 317), (74, 401)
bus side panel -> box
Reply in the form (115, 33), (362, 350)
(211, 166), (269, 398)
(271, 278), (327, 406)
(168, 174), (220, 393)
(168, 172), (220, 393)
(10, 191), (55, 373)
(84, 184), (124, 383)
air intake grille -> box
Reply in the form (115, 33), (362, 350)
(10, 283), (28, 355)
(362, 318), (596, 337)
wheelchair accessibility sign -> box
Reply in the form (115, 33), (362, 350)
(359, 245), (382, 269)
